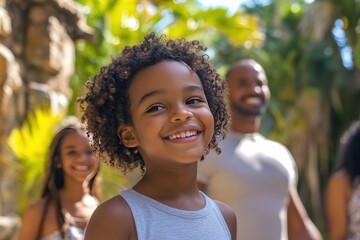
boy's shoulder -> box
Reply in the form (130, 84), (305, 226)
(95, 194), (133, 220)
(213, 199), (237, 239)
(85, 194), (135, 239)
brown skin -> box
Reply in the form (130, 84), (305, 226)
(287, 188), (322, 240)
(216, 200), (237, 239)
(84, 61), (236, 240)
(326, 169), (352, 240)
(85, 196), (137, 240)
(199, 59), (321, 240)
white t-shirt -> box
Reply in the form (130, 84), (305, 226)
(198, 132), (297, 240)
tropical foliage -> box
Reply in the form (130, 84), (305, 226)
(69, 0), (263, 114)
(6, 0), (360, 238)
(7, 0), (264, 216)
(7, 107), (64, 214)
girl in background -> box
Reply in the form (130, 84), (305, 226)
(18, 118), (100, 240)
(326, 120), (360, 240)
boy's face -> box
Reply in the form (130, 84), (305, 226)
(227, 62), (270, 118)
(120, 60), (214, 167)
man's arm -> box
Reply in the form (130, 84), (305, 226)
(287, 188), (322, 240)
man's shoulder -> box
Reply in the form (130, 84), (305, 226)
(255, 134), (289, 149)
(254, 134), (296, 164)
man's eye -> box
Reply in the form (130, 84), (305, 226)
(146, 104), (165, 113)
(238, 81), (248, 87)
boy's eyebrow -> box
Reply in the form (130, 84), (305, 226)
(138, 85), (204, 106)
(186, 85), (204, 92)
(138, 89), (165, 106)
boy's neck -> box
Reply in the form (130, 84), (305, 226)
(133, 163), (202, 207)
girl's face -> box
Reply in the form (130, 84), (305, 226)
(59, 131), (98, 185)
(121, 60), (214, 167)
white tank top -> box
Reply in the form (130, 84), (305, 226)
(120, 189), (231, 240)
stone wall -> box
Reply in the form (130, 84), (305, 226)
(0, 0), (94, 238)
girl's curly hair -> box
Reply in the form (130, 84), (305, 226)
(79, 32), (229, 174)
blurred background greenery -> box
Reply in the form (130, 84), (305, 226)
(6, 0), (360, 238)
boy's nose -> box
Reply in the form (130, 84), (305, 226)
(170, 106), (193, 122)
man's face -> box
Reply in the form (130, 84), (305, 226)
(227, 61), (270, 117)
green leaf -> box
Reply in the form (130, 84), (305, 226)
(7, 107), (64, 214)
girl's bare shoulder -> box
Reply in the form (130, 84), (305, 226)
(328, 169), (353, 198)
(329, 169), (351, 187)
(23, 198), (49, 220)
(19, 198), (57, 240)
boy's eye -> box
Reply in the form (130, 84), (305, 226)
(146, 104), (165, 113)
(187, 97), (203, 105)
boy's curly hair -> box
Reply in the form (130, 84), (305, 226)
(79, 32), (229, 174)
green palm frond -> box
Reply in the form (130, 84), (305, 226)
(7, 107), (64, 214)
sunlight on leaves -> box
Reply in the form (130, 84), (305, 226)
(7, 107), (64, 213)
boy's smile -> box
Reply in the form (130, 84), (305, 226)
(121, 60), (214, 166)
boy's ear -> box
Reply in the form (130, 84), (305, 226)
(117, 124), (138, 148)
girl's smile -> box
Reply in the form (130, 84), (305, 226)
(60, 132), (98, 182)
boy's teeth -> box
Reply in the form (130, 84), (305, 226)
(169, 131), (197, 140)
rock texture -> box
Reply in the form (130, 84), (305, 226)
(0, 0), (94, 238)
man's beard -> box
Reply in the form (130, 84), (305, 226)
(230, 100), (267, 117)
